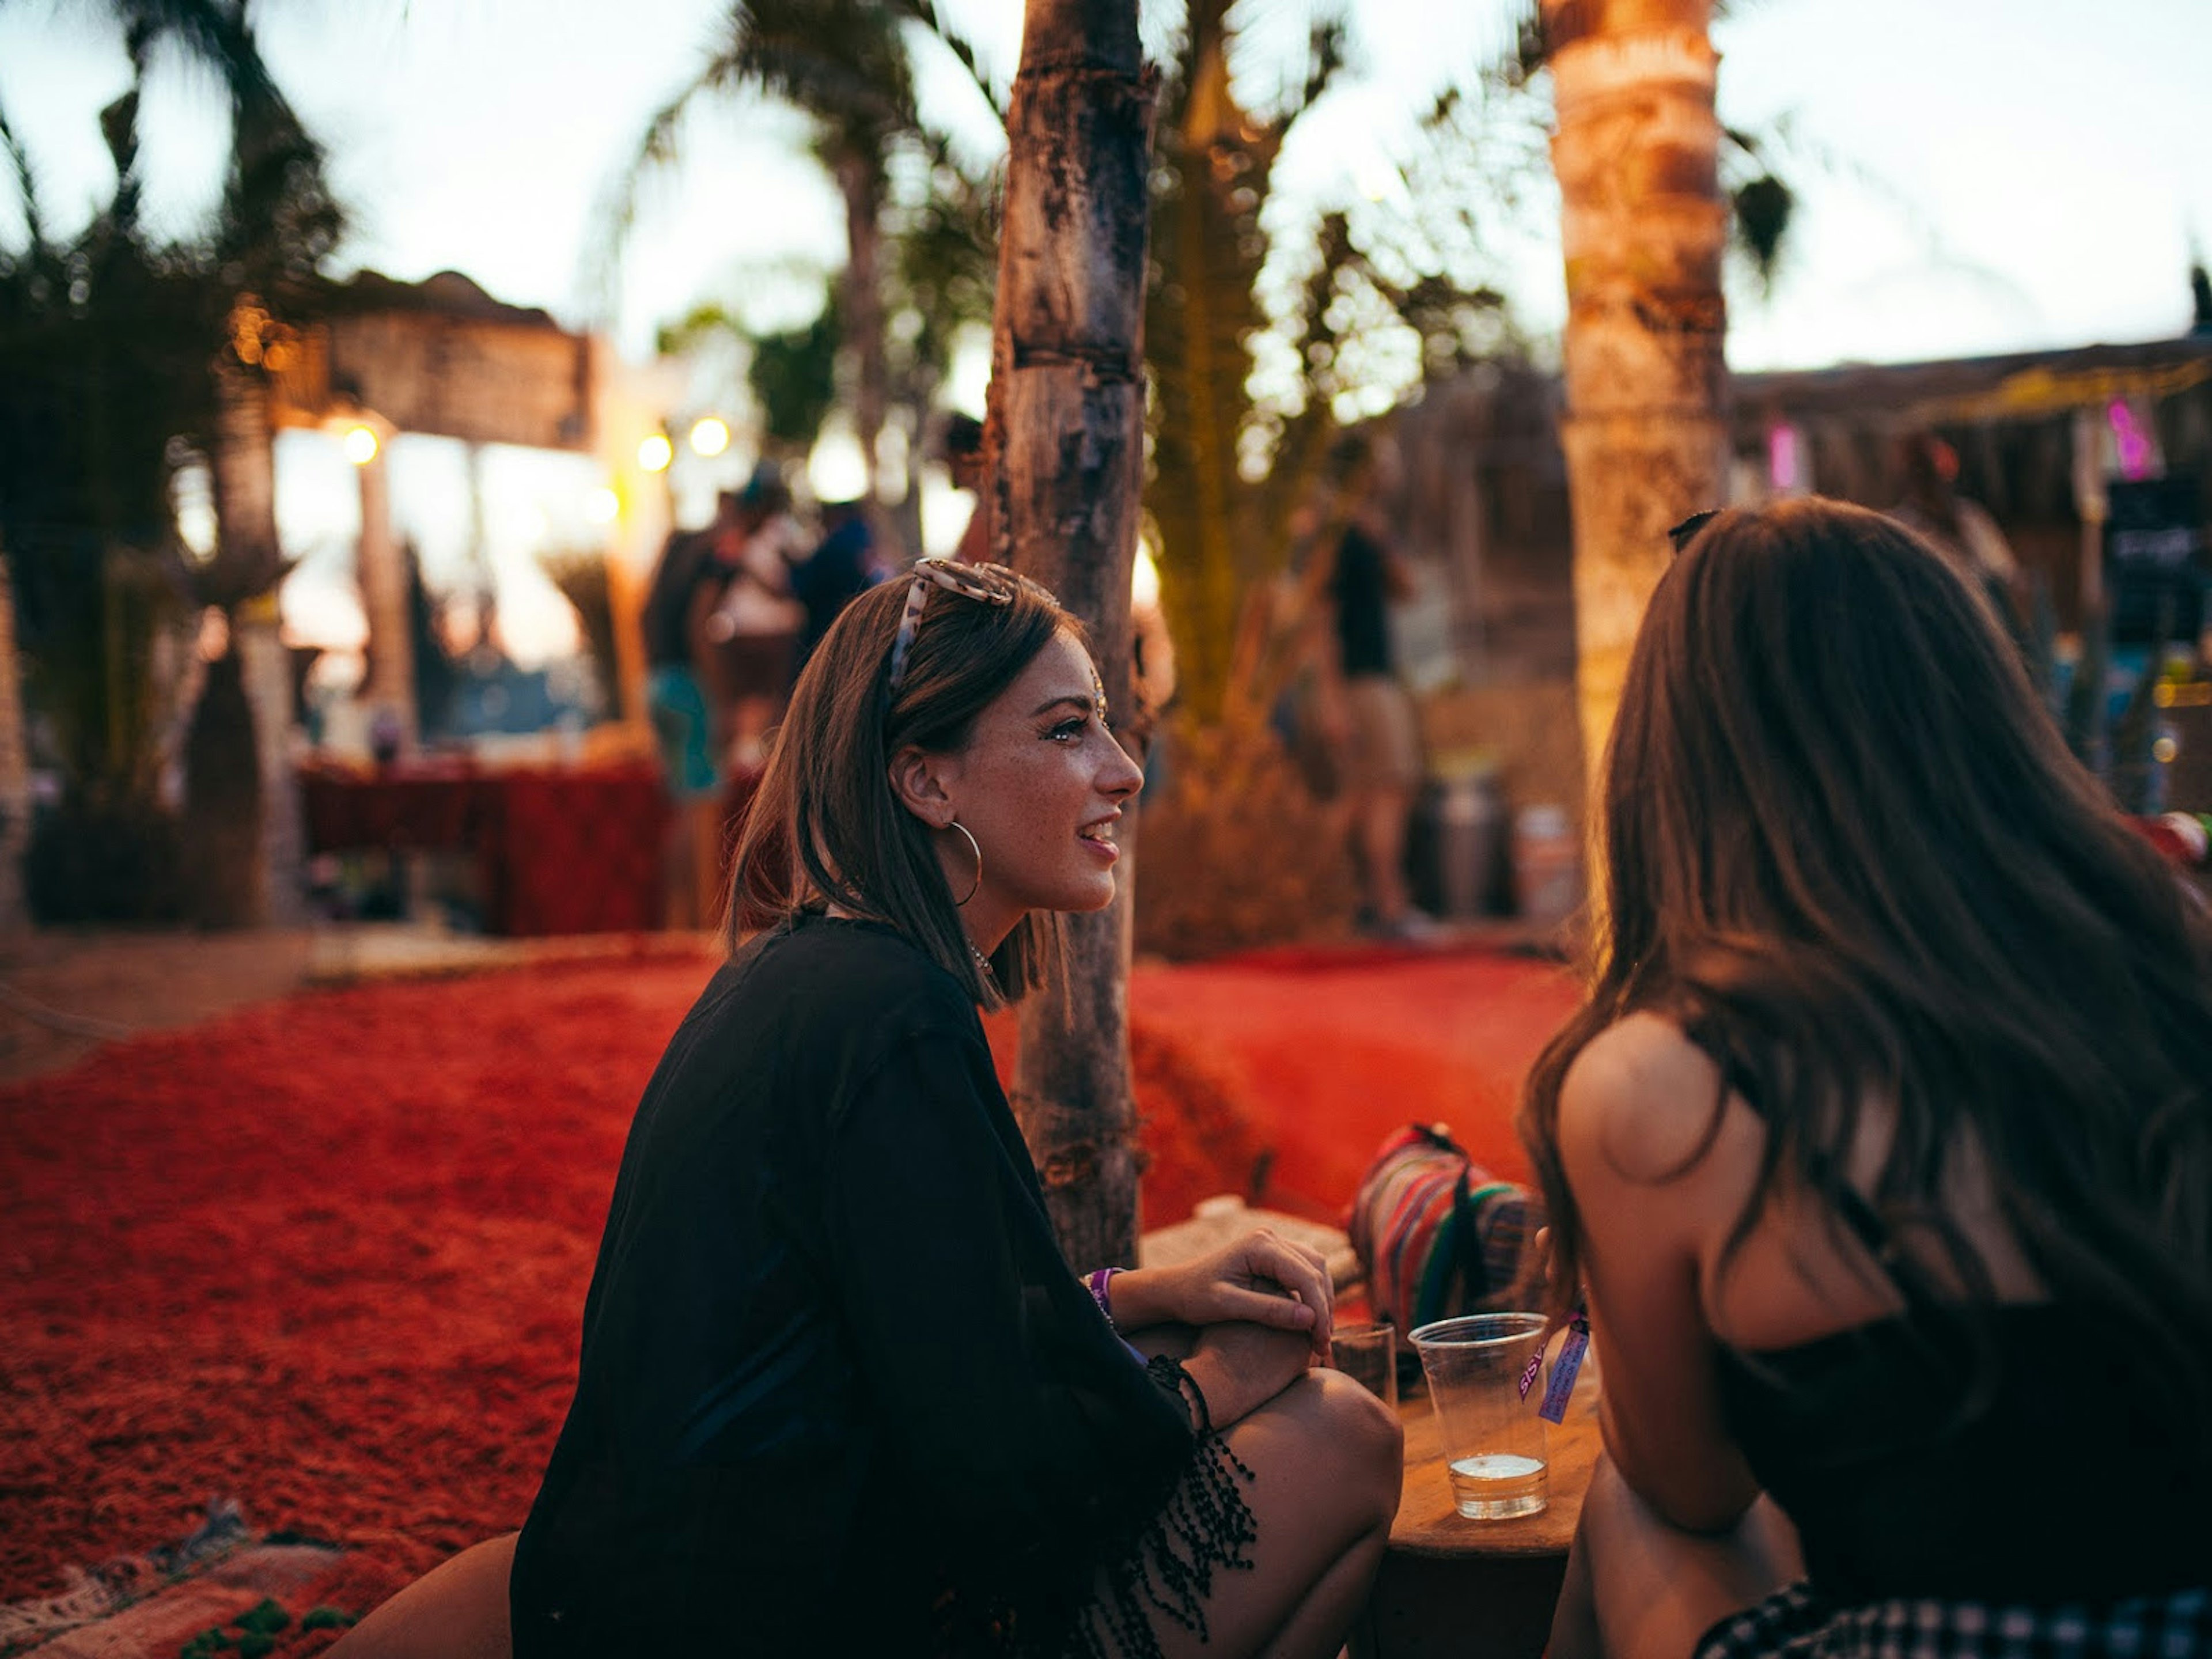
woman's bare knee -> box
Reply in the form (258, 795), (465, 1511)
(327, 1532), (515, 1659)
(1282, 1368), (1404, 1524)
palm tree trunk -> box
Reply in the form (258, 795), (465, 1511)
(207, 350), (304, 923)
(992, 0), (1157, 1270)
(1545, 0), (1730, 787)
(835, 151), (889, 511)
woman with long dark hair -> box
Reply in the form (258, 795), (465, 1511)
(1522, 499), (2211, 1659)
(335, 559), (1401, 1659)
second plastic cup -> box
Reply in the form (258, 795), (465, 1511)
(1326, 1321), (1397, 1407)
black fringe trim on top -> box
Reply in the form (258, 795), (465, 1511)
(1059, 1355), (1260, 1659)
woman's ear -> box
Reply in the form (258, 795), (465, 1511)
(887, 745), (958, 830)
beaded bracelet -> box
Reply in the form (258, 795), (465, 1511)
(1086, 1266), (1122, 1332)
(1145, 1353), (1213, 1435)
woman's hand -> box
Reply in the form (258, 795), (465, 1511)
(1110, 1229), (1335, 1357)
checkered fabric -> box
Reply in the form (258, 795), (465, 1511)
(1694, 1582), (2210, 1659)
(1346, 1124), (1543, 1332)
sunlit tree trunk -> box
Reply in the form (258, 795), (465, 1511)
(991, 0), (1156, 1270)
(1545, 0), (1730, 786)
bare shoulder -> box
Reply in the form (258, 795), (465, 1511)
(1558, 1012), (1739, 1189)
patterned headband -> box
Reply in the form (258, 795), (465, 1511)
(885, 558), (1034, 692)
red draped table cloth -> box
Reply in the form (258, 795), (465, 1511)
(299, 762), (671, 936)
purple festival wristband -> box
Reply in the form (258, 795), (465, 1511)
(1086, 1267), (1122, 1332)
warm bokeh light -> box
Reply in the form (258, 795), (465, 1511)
(637, 433), (674, 473)
(584, 486), (621, 525)
(688, 416), (730, 458)
(342, 425), (380, 467)
(1132, 544), (1161, 608)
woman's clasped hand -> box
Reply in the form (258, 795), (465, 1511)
(1109, 1229), (1339, 1435)
(1111, 1229), (1335, 1349)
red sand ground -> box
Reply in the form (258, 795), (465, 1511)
(0, 945), (1578, 1646)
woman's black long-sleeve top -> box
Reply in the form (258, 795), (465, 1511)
(509, 915), (1208, 1656)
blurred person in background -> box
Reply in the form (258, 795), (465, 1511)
(790, 497), (887, 674)
(1891, 430), (2031, 645)
(700, 462), (806, 771)
(1313, 430), (1434, 942)
(639, 511), (727, 929)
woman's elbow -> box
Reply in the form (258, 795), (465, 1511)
(1644, 1482), (1759, 1537)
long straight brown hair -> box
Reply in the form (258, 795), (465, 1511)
(1520, 498), (2212, 1435)
(724, 570), (1081, 1008)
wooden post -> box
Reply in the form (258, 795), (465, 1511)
(352, 417), (415, 752)
(1546, 0), (1730, 789)
(990, 0), (1157, 1270)
(235, 593), (305, 923)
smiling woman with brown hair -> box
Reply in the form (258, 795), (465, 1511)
(1522, 498), (2212, 1659)
(334, 559), (1401, 1659)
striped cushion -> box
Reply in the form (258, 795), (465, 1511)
(1346, 1124), (1544, 1333)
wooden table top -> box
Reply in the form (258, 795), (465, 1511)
(1387, 1356), (1603, 1560)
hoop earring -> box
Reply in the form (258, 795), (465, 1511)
(946, 820), (983, 907)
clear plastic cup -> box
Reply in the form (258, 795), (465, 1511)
(1409, 1312), (1548, 1520)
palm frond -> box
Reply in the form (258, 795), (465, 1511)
(702, 0), (916, 138)
(703, 39), (907, 139)
(0, 93), (48, 253)
(592, 1), (927, 316)
(112, 0), (285, 117)
(582, 70), (719, 316)
(98, 85), (143, 231)
(1478, 1), (1546, 92)
(882, 0), (1006, 122)
(1300, 12), (1349, 111)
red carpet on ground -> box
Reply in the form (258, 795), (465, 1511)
(0, 943), (1578, 1646)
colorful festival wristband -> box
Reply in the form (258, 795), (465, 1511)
(1087, 1266), (1122, 1332)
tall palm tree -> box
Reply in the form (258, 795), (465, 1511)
(1542, 0), (1730, 781)
(653, 124), (1000, 560)
(613, 0), (997, 516)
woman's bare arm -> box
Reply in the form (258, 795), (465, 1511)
(1556, 1016), (1762, 1533)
